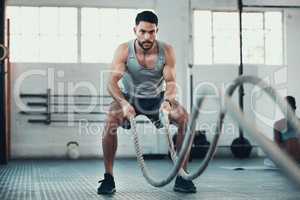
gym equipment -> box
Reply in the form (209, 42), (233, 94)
(20, 93), (111, 98)
(66, 141), (80, 160)
(20, 111), (108, 115)
(231, 0), (253, 159)
(230, 136), (252, 158)
(130, 75), (300, 188)
(191, 130), (210, 159)
(170, 130), (210, 160)
(28, 119), (149, 124)
(0, 43), (8, 61)
(19, 88), (114, 125)
(27, 102), (110, 107)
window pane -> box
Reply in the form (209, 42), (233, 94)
(20, 7), (39, 36)
(81, 8), (100, 36)
(10, 35), (22, 62)
(213, 12), (239, 64)
(8, 6), (78, 63)
(6, 6), (21, 35)
(242, 12), (263, 29)
(39, 36), (60, 62)
(59, 8), (77, 36)
(265, 12), (282, 30)
(99, 35), (119, 63)
(59, 36), (77, 62)
(81, 8), (140, 63)
(81, 36), (101, 63)
(193, 11), (212, 64)
(194, 37), (212, 65)
(118, 9), (136, 41)
(40, 7), (59, 36)
(193, 10), (283, 66)
(243, 30), (264, 64)
(99, 8), (118, 37)
(265, 12), (283, 65)
(242, 13), (264, 64)
(20, 36), (39, 62)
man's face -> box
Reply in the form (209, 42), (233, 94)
(134, 21), (158, 51)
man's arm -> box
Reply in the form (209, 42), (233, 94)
(163, 44), (177, 102)
(107, 43), (128, 106)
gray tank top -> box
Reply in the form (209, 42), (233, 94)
(119, 39), (166, 98)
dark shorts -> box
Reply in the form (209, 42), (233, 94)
(121, 92), (165, 129)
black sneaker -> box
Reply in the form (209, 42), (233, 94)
(97, 173), (116, 195)
(173, 176), (197, 193)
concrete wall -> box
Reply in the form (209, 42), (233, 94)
(6, 0), (300, 158)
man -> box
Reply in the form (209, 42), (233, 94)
(97, 11), (196, 194)
(273, 96), (300, 161)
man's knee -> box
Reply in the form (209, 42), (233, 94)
(107, 102), (124, 124)
(177, 107), (189, 124)
(103, 109), (124, 136)
(171, 105), (189, 127)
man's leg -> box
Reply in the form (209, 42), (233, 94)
(168, 101), (196, 193)
(169, 101), (189, 169)
(102, 102), (124, 175)
(98, 102), (124, 195)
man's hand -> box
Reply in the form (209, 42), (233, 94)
(160, 100), (172, 114)
(121, 100), (136, 120)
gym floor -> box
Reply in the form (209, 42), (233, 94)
(0, 158), (299, 200)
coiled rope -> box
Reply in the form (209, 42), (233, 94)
(130, 75), (300, 187)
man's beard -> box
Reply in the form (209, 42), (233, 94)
(137, 40), (154, 51)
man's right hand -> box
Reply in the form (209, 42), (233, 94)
(120, 100), (136, 120)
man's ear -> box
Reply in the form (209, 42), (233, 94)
(156, 28), (159, 33)
(133, 27), (137, 34)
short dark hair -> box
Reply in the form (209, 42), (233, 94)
(135, 11), (158, 26)
(285, 96), (296, 110)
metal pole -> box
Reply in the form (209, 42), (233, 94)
(189, 64), (193, 112)
(0, 0), (7, 165)
(46, 88), (51, 125)
(238, 0), (245, 138)
(20, 93), (112, 98)
(27, 102), (111, 107)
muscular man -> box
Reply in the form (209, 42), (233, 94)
(273, 96), (300, 161)
(97, 11), (196, 194)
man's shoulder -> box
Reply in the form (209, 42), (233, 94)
(274, 118), (287, 131)
(158, 41), (174, 58)
(158, 40), (172, 50)
(115, 42), (130, 61)
(118, 42), (130, 50)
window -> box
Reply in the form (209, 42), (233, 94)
(7, 6), (78, 63)
(7, 7), (149, 63)
(81, 8), (144, 63)
(193, 11), (283, 65)
(213, 12), (239, 64)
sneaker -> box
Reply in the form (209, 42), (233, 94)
(173, 176), (197, 193)
(97, 173), (116, 195)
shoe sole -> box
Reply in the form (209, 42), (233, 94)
(173, 187), (196, 193)
(97, 188), (116, 195)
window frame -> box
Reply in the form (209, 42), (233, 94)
(192, 10), (284, 66)
(6, 6), (154, 64)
